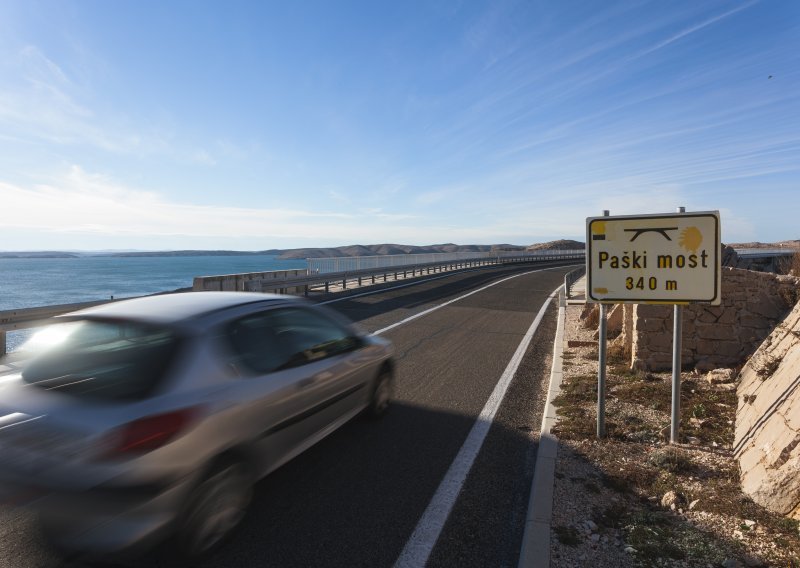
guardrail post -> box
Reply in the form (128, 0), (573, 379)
(0, 331), (6, 357)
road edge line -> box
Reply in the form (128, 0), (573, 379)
(394, 285), (560, 568)
(371, 267), (562, 336)
(518, 286), (567, 568)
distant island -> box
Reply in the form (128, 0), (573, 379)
(0, 251), (82, 259)
(0, 240), (587, 260)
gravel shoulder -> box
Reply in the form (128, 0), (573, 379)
(550, 303), (800, 568)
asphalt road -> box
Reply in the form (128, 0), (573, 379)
(0, 262), (574, 568)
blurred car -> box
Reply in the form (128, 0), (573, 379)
(0, 292), (393, 558)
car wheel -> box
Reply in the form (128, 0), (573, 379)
(176, 460), (253, 559)
(367, 369), (393, 418)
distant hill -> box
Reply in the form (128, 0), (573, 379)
(0, 251), (80, 258)
(729, 241), (800, 249)
(526, 239), (585, 251)
(275, 243), (528, 259)
(108, 250), (282, 257)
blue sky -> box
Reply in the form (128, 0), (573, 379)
(0, 0), (798, 250)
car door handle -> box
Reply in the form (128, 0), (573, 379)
(298, 372), (333, 389)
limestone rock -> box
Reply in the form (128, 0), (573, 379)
(705, 368), (735, 384)
(736, 299), (800, 518)
(660, 490), (686, 509)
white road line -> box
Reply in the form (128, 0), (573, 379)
(369, 266), (564, 336)
(394, 285), (561, 568)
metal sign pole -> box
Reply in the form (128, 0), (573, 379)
(597, 303), (607, 438)
(670, 206), (686, 444)
(597, 210), (609, 438)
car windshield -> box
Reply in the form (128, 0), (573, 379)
(20, 319), (182, 402)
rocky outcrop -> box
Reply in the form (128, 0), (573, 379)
(735, 300), (800, 518)
(611, 268), (800, 371)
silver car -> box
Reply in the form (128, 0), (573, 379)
(0, 292), (393, 558)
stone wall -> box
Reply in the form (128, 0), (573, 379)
(735, 300), (800, 518)
(611, 268), (799, 371)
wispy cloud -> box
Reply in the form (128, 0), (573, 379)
(636, 1), (760, 59)
(327, 189), (349, 203)
(0, 45), (219, 163)
(0, 167), (429, 248)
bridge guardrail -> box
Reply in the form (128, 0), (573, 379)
(307, 249), (580, 274)
(564, 265), (586, 299)
(734, 248), (797, 258)
(194, 249), (585, 293)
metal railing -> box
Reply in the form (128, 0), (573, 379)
(195, 250), (585, 294)
(564, 266), (586, 299)
(734, 248), (797, 258)
(307, 249), (582, 274)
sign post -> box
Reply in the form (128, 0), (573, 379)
(586, 209), (721, 442)
(597, 210), (609, 438)
(671, 207), (685, 444)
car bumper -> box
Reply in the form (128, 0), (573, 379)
(0, 471), (197, 556)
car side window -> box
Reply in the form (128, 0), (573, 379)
(268, 307), (360, 364)
(225, 313), (294, 374)
(225, 307), (360, 375)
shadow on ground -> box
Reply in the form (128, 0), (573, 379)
(2, 401), (541, 568)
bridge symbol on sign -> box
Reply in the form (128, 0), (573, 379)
(623, 227), (679, 242)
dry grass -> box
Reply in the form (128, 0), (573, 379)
(778, 250), (800, 276)
(552, 309), (800, 567)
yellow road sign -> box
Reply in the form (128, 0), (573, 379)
(586, 211), (721, 305)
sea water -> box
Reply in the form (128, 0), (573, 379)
(0, 255), (307, 351)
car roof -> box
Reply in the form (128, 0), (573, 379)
(58, 292), (297, 326)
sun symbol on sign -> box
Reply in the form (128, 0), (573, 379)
(679, 227), (703, 252)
